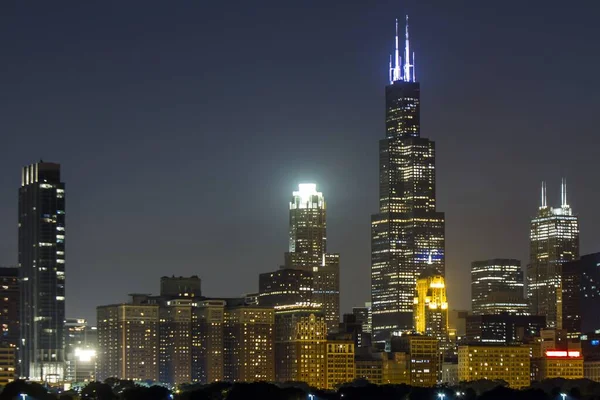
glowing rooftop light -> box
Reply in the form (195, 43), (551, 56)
(291, 183), (324, 210)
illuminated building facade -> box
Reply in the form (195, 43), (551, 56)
(192, 300), (225, 383)
(390, 334), (439, 386)
(528, 180), (579, 328)
(64, 318), (97, 383)
(352, 304), (372, 334)
(159, 300), (192, 385)
(561, 253), (600, 336)
(458, 345), (530, 389)
(19, 162), (66, 381)
(223, 305), (275, 383)
(413, 272), (448, 341)
(160, 276), (201, 299)
(540, 350), (584, 379)
(283, 184), (340, 332)
(325, 340), (355, 389)
(258, 269), (313, 307)
(371, 18), (445, 340)
(0, 347), (15, 385)
(96, 302), (159, 381)
(355, 352), (409, 385)
(471, 259), (527, 315)
(273, 304), (323, 382)
(292, 314), (328, 388)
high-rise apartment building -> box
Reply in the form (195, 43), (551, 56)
(223, 305), (275, 383)
(562, 253), (600, 336)
(528, 181), (579, 328)
(371, 18), (445, 341)
(471, 259), (527, 315)
(19, 162), (66, 381)
(192, 300), (225, 384)
(413, 272), (448, 341)
(96, 301), (159, 381)
(159, 299), (193, 385)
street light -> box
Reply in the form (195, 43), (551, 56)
(560, 394), (567, 400)
(438, 393), (445, 400)
(308, 394), (315, 400)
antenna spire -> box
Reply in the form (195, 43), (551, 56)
(561, 178), (568, 207)
(393, 18), (402, 82)
(404, 15), (411, 82)
(541, 181), (547, 208)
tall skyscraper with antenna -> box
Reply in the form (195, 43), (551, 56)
(371, 17), (445, 341)
(528, 179), (579, 329)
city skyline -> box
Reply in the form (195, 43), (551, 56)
(1, 1), (600, 325)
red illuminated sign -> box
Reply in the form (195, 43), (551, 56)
(546, 350), (581, 358)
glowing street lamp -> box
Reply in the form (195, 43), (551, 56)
(560, 394), (567, 400)
(437, 393), (445, 400)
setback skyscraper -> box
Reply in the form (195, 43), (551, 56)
(527, 180), (579, 328)
(371, 17), (445, 340)
(19, 162), (66, 381)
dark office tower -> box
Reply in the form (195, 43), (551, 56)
(562, 253), (600, 336)
(284, 184), (340, 332)
(527, 180), (579, 329)
(160, 275), (201, 299)
(371, 17), (445, 341)
(471, 259), (528, 315)
(19, 162), (66, 381)
(258, 269), (313, 307)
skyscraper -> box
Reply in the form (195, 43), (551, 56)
(561, 253), (600, 336)
(19, 162), (66, 381)
(527, 180), (579, 328)
(471, 259), (528, 315)
(371, 17), (445, 340)
(283, 183), (340, 332)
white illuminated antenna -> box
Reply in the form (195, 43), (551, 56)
(389, 54), (393, 84)
(540, 181), (547, 208)
(403, 15), (412, 82)
(393, 18), (402, 82)
(412, 51), (416, 82)
(561, 178), (568, 207)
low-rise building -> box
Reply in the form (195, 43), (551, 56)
(584, 360), (600, 382)
(0, 347), (15, 385)
(326, 340), (355, 389)
(458, 345), (530, 389)
(540, 350), (584, 380)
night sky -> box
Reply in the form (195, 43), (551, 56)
(1, 1), (599, 324)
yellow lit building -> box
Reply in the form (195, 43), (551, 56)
(414, 273), (448, 341)
(97, 302), (159, 381)
(294, 314), (328, 388)
(192, 300), (225, 383)
(458, 345), (530, 389)
(224, 305), (275, 383)
(159, 300), (193, 386)
(0, 347), (15, 385)
(541, 350), (583, 379)
(326, 340), (355, 389)
(355, 352), (409, 385)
